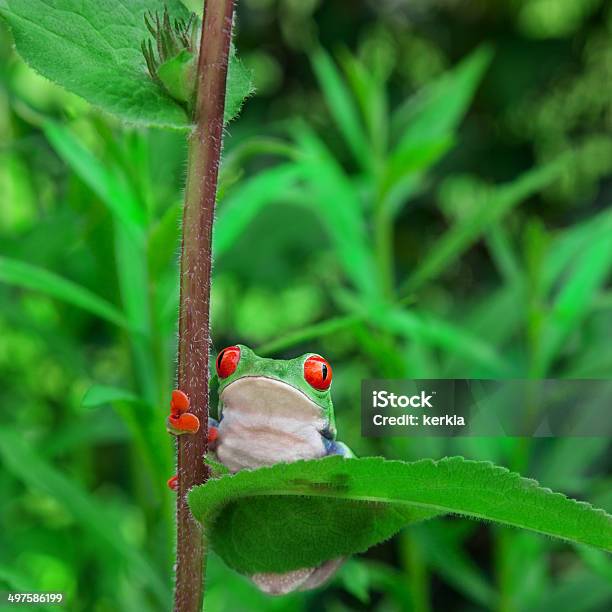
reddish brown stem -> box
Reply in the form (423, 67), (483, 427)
(174, 1), (235, 611)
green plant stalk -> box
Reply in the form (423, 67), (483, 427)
(495, 527), (516, 612)
(374, 205), (395, 299)
(374, 155), (395, 301)
(401, 531), (431, 612)
(174, 1), (235, 610)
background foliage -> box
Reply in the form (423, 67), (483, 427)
(0, 0), (611, 610)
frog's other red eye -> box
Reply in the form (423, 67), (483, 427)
(304, 355), (332, 390)
(216, 346), (241, 378)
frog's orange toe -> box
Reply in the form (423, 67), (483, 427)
(208, 426), (218, 443)
(170, 390), (190, 415)
(167, 475), (179, 491)
(168, 412), (200, 434)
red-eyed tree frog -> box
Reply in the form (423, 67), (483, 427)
(166, 344), (354, 595)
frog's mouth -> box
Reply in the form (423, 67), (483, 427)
(219, 376), (324, 425)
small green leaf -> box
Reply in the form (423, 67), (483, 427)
(339, 51), (388, 158)
(189, 456), (612, 575)
(204, 455), (231, 477)
(337, 559), (371, 603)
(381, 134), (454, 200)
(383, 46), (492, 218)
(535, 231), (612, 376)
(225, 46), (254, 124)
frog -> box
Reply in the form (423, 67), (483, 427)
(165, 344), (354, 595)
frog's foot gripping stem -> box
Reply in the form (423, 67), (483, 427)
(167, 414), (220, 491)
(166, 390), (200, 435)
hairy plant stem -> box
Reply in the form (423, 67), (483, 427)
(174, 1), (235, 611)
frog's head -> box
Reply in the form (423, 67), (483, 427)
(215, 344), (336, 436)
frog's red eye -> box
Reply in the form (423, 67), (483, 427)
(216, 346), (241, 378)
(304, 355), (332, 390)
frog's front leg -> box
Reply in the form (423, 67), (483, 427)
(323, 438), (355, 458)
(166, 390), (219, 490)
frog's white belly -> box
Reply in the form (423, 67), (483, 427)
(216, 377), (327, 472)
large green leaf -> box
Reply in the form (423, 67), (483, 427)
(189, 456), (612, 575)
(1, 0), (251, 128)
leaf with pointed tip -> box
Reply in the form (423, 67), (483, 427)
(189, 456), (612, 575)
(1, 0), (252, 128)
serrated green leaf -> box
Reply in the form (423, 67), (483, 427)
(1, 1), (252, 128)
(205, 496), (431, 575)
(189, 456), (612, 575)
(1, 0), (190, 128)
(225, 45), (254, 124)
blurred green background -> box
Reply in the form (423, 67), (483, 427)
(1, 0), (611, 610)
